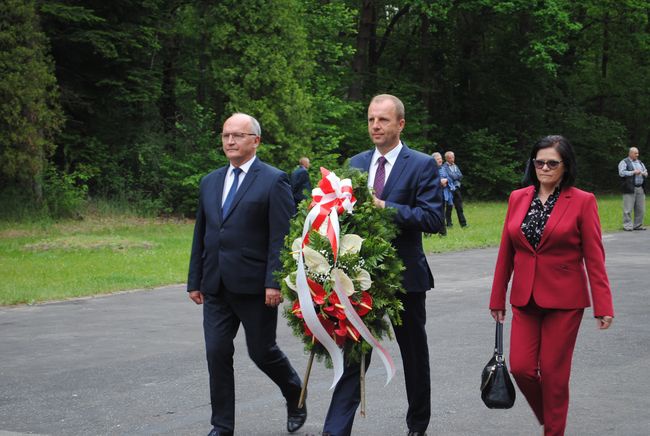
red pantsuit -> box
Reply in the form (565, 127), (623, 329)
(490, 186), (614, 436)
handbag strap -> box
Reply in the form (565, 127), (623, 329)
(494, 321), (504, 360)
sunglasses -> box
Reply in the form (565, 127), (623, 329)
(532, 159), (563, 170)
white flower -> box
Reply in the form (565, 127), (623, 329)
(303, 245), (331, 274)
(291, 238), (303, 260)
(354, 269), (372, 291)
(331, 268), (356, 297)
(284, 274), (297, 291)
(340, 234), (363, 255)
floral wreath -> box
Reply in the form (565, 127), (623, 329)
(279, 166), (405, 389)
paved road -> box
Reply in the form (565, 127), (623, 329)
(1, 231), (648, 436)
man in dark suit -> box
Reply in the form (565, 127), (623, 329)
(290, 156), (312, 207)
(187, 113), (307, 436)
(322, 95), (444, 436)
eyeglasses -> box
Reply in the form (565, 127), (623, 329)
(532, 159), (563, 170)
(220, 132), (258, 142)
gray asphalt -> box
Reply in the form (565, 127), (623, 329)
(1, 230), (648, 436)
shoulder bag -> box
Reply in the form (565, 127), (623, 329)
(480, 321), (516, 409)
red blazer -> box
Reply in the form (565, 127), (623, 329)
(490, 186), (614, 317)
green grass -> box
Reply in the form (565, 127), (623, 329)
(0, 214), (194, 305)
(0, 194), (637, 306)
(423, 194), (632, 253)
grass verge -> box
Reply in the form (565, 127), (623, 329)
(0, 214), (194, 305)
(423, 194), (628, 252)
(0, 194), (635, 305)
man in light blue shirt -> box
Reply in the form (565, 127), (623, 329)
(618, 147), (647, 230)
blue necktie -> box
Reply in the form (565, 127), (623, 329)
(222, 167), (242, 219)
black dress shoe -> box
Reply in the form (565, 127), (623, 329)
(287, 394), (307, 433)
(407, 431), (427, 436)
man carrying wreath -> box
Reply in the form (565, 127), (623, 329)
(322, 95), (445, 436)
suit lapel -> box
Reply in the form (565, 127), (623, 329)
(214, 167), (227, 225)
(222, 158), (260, 223)
(513, 186), (536, 252)
(381, 144), (410, 200)
(537, 187), (572, 251)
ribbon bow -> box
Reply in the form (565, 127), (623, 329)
(305, 168), (356, 261)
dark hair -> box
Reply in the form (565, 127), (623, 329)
(522, 135), (577, 189)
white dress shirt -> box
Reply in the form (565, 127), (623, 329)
(367, 142), (403, 189)
(222, 156), (256, 206)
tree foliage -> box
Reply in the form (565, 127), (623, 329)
(2, 0), (650, 216)
(0, 0), (63, 201)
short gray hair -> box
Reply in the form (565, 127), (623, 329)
(232, 112), (262, 136)
(431, 152), (442, 159)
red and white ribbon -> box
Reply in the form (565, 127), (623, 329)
(331, 272), (396, 385)
(305, 168), (356, 260)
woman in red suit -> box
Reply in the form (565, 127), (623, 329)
(489, 135), (614, 436)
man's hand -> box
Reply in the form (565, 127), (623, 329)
(441, 178), (448, 187)
(265, 288), (284, 307)
(189, 290), (204, 305)
(633, 169), (642, 175)
(372, 194), (386, 209)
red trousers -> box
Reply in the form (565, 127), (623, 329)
(510, 301), (584, 436)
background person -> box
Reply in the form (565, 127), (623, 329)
(432, 151), (453, 236)
(489, 135), (614, 436)
(291, 156), (312, 207)
(187, 113), (307, 436)
(618, 146), (647, 231)
(443, 151), (468, 228)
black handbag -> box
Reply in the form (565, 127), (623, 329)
(480, 321), (516, 409)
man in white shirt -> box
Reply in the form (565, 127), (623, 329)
(618, 147), (647, 230)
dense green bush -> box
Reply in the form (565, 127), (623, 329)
(460, 129), (522, 200)
(42, 167), (88, 218)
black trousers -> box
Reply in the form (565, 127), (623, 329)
(322, 292), (430, 435)
(203, 290), (302, 433)
(445, 188), (467, 227)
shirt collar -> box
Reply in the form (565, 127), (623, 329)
(534, 186), (561, 204)
(229, 155), (256, 175)
(372, 142), (403, 167)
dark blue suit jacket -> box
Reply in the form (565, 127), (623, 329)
(290, 165), (312, 205)
(187, 158), (295, 295)
(350, 144), (444, 292)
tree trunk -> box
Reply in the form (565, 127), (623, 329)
(160, 35), (179, 134)
(348, 0), (376, 100)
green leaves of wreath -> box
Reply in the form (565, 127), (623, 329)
(278, 165), (405, 365)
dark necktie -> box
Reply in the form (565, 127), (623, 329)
(222, 167), (242, 219)
(373, 156), (387, 198)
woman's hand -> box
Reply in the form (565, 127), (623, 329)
(597, 316), (613, 330)
(490, 310), (505, 323)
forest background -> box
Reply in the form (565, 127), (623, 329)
(2, 0), (649, 219)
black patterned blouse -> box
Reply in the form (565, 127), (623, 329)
(521, 187), (561, 249)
